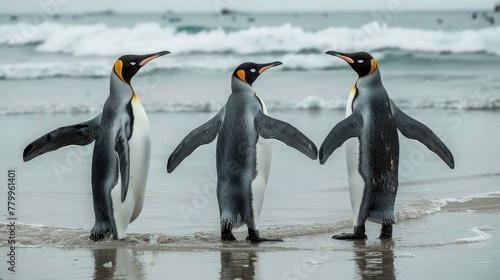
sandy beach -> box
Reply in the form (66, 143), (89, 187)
(1, 208), (499, 279)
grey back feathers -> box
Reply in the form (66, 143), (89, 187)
(23, 51), (169, 241)
(95, 70), (135, 203)
(167, 74), (318, 173)
(320, 65), (454, 169)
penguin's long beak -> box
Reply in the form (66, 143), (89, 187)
(139, 51), (171, 67)
(326, 51), (354, 64)
(258, 61), (283, 74)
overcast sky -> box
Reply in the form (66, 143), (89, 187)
(2, 0), (498, 14)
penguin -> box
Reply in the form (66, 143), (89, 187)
(167, 61), (318, 242)
(319, 51), (455, 240)
(23, 51), (170, 241)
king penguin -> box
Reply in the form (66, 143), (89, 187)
(23, 51), (170, 241)
(167, 61), (318, 242)
(319, 51), (455, 240)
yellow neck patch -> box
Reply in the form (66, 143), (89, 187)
(254, 92), (264, 110)
(350, 83), (357, 98)
(114, 60), (126, 83)
(237, 69), (247, 84)
(368, 59), (377, 75)
(132, 89), (139, 103)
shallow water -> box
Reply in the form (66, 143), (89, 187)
(0, 108), (494, 233)
(1, 210), (499, 279)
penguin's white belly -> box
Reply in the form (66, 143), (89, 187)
(251, 98), (271, 229)
(111, 101), (151, 239)
(345, 93), (365, 226)
(252, 136), (272, 229)
(345, 138), (365, 226)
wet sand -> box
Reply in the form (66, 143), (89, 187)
(2, 209), (499, 279)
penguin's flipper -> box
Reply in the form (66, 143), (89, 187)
(390, 99), (455, 169)
(23, 113), (102, 162)
(319, 112), (363, 164)
(115, 129), (131, 203)
(255, 111), (318, 160)
(167, 106), (226, 173)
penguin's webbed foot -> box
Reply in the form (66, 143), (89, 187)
(90, 223), (111, 241)
(221, 229), (236, 241)
(246, 236), (284, 243)
(246, 229), (283, 243)
(332, 225), (367, 240)
(379, 224), (393, 239)
(332, 233), (367, 240)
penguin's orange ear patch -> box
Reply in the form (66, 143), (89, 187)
(114, 60), (125, 82)
(237, 69), (246, 83)
(369, 59), (377, 75)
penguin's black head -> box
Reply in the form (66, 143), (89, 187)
(113, 50), (170, 84)
(232, 61), (282, 86)
(326, 51), (377, 78)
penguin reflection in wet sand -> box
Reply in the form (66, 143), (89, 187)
(23, 51), (170, 241)
(319, 51), (455, 240)
(167, 61), (318, 242)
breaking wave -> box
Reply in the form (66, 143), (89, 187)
(1, 22), (499, 56)
(0, 22), (499, 80)
(2, 96), (500, 115)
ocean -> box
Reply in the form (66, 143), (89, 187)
(0, 10), (499, 279)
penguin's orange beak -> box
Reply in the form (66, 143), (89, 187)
(258, 61), (283, 74)
(139, 51), (170, 67)
(326, 51), (354, 64)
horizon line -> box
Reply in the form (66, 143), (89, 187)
(0, 8), (497, 16)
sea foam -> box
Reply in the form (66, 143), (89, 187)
(1, 192), (497, 247)
(1, 22), (499, 56)
(1, 21), (499, 80)
(3, 96), (500, 115)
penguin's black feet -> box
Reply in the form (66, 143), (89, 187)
(221, 229), (236, 241)
(246, 229), (283, 243)
(379, 224), (393, 239)
(332, 225), (367, 240)
(332, 233), (367, 240)
(90, 223), (111, 241)
(246, 236), (284, 243)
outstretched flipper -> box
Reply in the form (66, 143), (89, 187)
(115, 128), (131, 203)
(255, 111), (318, 160)
(23, 113), (102, 162)
(167, 106), (226, 173)
(319, 112), (363, 164)
(390, 99), (455, 169)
